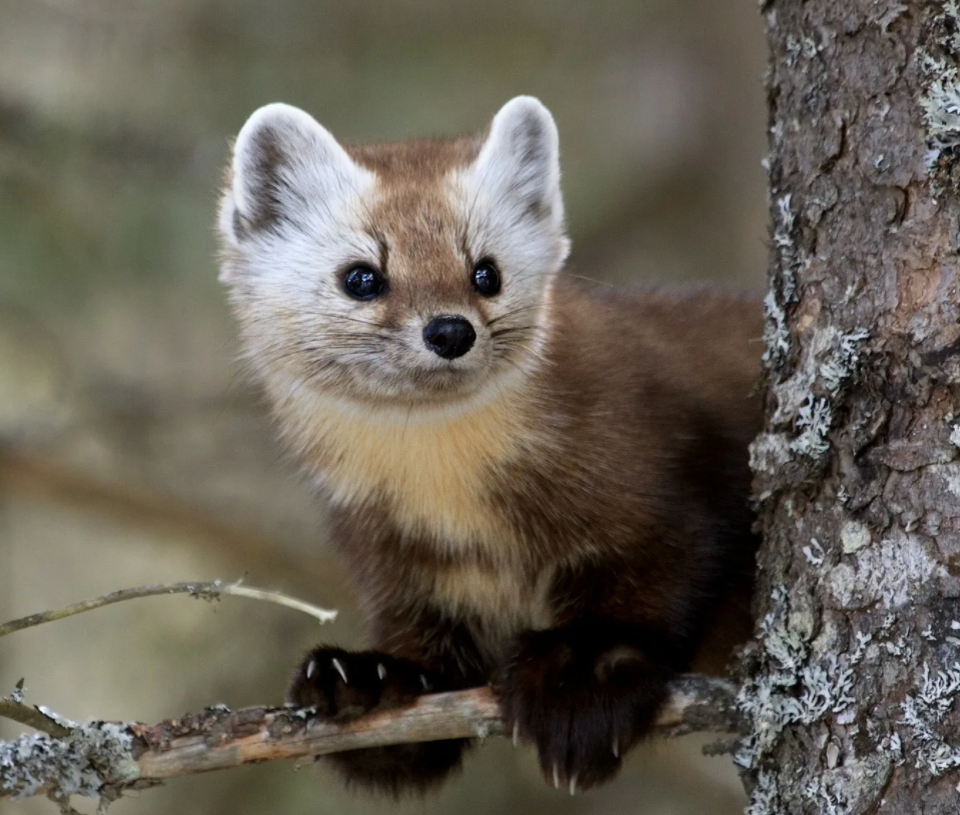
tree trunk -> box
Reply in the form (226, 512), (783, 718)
(742, 1), (960, 812)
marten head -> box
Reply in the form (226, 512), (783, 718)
(218, 97), (569, 407)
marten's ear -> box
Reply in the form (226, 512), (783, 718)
(219, 103), (362, 253)
(472, 96), (564, 230)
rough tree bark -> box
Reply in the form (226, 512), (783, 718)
(741, 1), (960, 813)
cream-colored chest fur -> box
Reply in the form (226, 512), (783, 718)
(432, 562), (556, 659)
(273, 379), (559, 639)
(276, 382), (531, 552)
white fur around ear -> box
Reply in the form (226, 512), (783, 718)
(473, 96), (564, 229)
(219, 103), (363, 250)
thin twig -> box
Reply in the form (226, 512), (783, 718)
(219, 584), (337, 622)
(0, 581), (336, 639)
(0, 698), (72, 738)
(0, 678), (743, 801)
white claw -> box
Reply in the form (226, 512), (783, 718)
(512, 722), (520, 747)
(553, 764), (560, 790)
(331, 658), (348, 683)
(569, 774), (578, 796)
(377, 663), (387, 681)
(306, 659), (316, 680)
(612, 739), (619, 758)
(420, 674), (429, 691)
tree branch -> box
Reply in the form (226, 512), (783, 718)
(0, 581), (336, 639)
(0, 699), (72, 738)
(0, 677), (741, 803)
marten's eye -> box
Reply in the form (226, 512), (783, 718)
(472, 261), (501, 297)
(342, 264), (385, 301)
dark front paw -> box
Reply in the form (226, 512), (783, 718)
(498, 624), (675, 792)
(288, 647), (465, 794)
(288, 647), (433, 720)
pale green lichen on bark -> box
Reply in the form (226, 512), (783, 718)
(762, 194), (801, 370)
(919, 0), (960, 188)
(776, 324), (870, 459)
(752, 186), (873, 478)
(948, 422), (960, 448)
(0, 721), (138, 801)
(750, 324), (870, 484)
(822, 533), (946, 610)
(899, 662), (960, 776)
(736, 588), (856, 779)
(740, 595), (960, 814)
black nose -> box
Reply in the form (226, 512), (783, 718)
(423, 315), (476, 360)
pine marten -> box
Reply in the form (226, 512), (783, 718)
(218, 96), (762, 794)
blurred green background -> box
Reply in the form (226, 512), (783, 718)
(0, 1), (767, 813)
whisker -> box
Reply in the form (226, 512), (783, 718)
(491, 325), (542, 338)
(486, 305), (541, 327)
(312, 311), (393, 330)
(562, 272), (610, 288)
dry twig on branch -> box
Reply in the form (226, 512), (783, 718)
(0, 697), (71, 739)
(0, 580), (336, 640)
(0, 677), (742, 804)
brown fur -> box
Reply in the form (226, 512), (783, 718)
(348, 139), (489, 322)
(346, 136), (482, 179)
